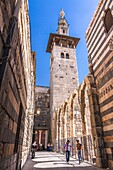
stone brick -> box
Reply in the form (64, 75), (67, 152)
(86, 0), (113, 168)
(0, 1), (35, 169)
(0, 142), (3, 158)
(13, 122), (17, 134)
(9, 144), (14, 155)
(0, 125), (4, 141)
(9, 118), (14, 131)
(94, 114), (102, 126)
(3, 143), (9, 157)
(5, 0), (12, 19)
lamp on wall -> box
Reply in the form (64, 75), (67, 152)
(36, 108), (41, 116)
(28, 108), (41, 116)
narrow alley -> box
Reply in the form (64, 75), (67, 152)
(1, 0), (113, 170)
(22, 152), (104, 170)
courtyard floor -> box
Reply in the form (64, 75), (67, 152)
(22, 151), (106, 170)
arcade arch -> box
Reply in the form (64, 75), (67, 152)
(79, 76), (107, 166)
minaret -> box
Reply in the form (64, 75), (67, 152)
(57, 9), (69, 35)
(46, 9), (80, 112)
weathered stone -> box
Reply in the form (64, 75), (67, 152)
(0, 0), (35, 169)
(86, 0), (113, 168)
(0, 142), (3, 158)
(34, 86), (50, 149)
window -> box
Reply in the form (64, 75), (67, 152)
(104, 9), (113, 33)
(63, 30), (65, 33)
(60, 76), (63, 78)
(66, 53), (69, 59)
(61, 52), (64, 58)
(70, 66), (74, 68)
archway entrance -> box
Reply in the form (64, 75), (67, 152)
(35, 130), (48, 151)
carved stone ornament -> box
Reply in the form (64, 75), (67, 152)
(88, 74), (94, 84)
(109, 36), (113, 50)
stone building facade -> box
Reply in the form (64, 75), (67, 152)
(52, 84), (96, 162)
(34, 86), (50, 150)
(46, 9), (80, 111)
(0, 0), (35, 169)
(46, 10), (80, 146)
(52, 74), (107, 168)
(86, 0), (113, 168)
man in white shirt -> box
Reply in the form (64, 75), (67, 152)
(64, 140), (72, 163)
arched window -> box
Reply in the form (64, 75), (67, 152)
(61, 52), (64, 58)
(63, 30), (65, 34)
(66, 53), (69, 59)
(104, 9), (113, 33)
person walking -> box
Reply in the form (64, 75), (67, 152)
(64, 140), (72, 163)
(31, 141), (37, 159)
(76, 140), (82, 164)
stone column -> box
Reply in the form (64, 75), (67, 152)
(70, 108), (74, 156)
(64, 111), (66, 141)
(59, 116), (61, 152)
(56, 118), (59, 151)
(64, 113), (67, 141)
(58, 119), (60, 152)
(39, 130), (42, 145)
(62, 116), (65, 150)
(45, 130), (48, 149)
(88, 88), (107, 168)
(51, 114), (55, 146)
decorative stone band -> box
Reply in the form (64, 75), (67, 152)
(109, 35), (113, 50)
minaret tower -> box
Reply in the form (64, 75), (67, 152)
(46, 9), (80, 111)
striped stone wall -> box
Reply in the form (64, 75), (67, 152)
(86, 0), (113, 168)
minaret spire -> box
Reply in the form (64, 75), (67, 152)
(60, 9), (65, 18)
(57, 9), (69, 35)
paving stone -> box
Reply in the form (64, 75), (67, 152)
(22, 151), (105, 170)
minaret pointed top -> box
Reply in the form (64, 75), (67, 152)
(57, 9), (69, 35)
(60, 9), (65, 18)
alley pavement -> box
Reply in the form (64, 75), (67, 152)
(22, 151), (105, 170)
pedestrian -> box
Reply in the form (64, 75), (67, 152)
(64, 140), (72, 163)
(31, 141), (37, 158)
(40, 143), (42, 151)
(76, 140), (82, 164)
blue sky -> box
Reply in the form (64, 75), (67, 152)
(29, 0), (100, 86)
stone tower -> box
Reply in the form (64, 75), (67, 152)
(46, 9), (80, 111)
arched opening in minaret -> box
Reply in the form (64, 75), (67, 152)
(66, 53), (69, 59)
(63, 30), (65, 34)
(61, 52), (64, 58)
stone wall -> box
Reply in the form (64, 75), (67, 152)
(50, 45), (79, 110)
(0, 0), (35, 169)
(52, 87), (94, 162)
(86, 0), (113, 168)
(52, 74), (107, 167)
(34, 86), (50, 150)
